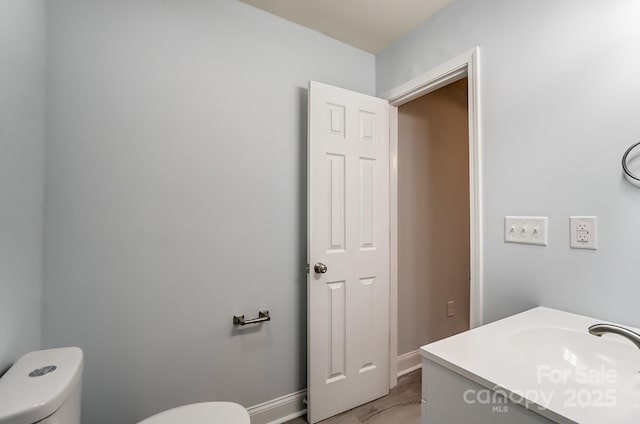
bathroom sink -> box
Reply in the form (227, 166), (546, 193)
(421, 307), (640, 424)
(500, 326), (640, 388)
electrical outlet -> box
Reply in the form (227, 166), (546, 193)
(570, 216), (598, 250)
(504, 216), (549, 246)
(447, 301), (455, 317)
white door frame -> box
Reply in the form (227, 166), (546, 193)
(381, 47), (483, 387)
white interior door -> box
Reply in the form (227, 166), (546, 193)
(307, 81), (390, 423)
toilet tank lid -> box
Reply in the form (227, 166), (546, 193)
(0, 347), (84, 424)
(137, 402), (250, 424)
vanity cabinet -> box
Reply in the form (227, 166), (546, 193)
(421, 359), (556, 424)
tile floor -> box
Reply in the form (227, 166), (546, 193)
(286, 369), (421, 423)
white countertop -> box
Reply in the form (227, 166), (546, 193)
(421, 307), (640, 424)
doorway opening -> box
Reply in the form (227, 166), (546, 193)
(396, 78), (470, 375)
(385, 47), (482, 386)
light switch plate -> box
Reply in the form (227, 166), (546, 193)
(570, 216), (598, 250)
(504, 216), (549, 246)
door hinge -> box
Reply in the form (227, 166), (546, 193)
(306, 263), (310, 274)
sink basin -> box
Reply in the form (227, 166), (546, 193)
(500, 326), (640, 388)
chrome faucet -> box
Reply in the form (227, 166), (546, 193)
(588, 323), (640, 351)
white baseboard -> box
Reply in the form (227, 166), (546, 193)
(248, 389), (306, 424)
(248, 351), (421, 424)
(397, 349), (422, 377)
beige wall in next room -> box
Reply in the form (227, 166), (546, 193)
(397, 78), (470, 355)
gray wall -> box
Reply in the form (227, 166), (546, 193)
(397, 79), (470, 356)
(0, 0), (45, 372)
(42, 1), (374, 423)
(378, 0), (640, 326)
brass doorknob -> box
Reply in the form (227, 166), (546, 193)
(314, 263), (328, 274)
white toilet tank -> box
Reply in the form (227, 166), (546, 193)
(0, 347), (83, 424)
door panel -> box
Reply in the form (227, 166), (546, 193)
(308, 81), (390, 423)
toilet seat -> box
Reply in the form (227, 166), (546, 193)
(137, 402), (250, 424)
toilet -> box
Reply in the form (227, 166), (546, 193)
(0, 348), (250, 424)
(138, 402), (250, 424)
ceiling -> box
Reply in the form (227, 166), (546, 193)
(238, 0), (455, 54)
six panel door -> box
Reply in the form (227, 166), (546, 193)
(307, 80), (390, 423)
